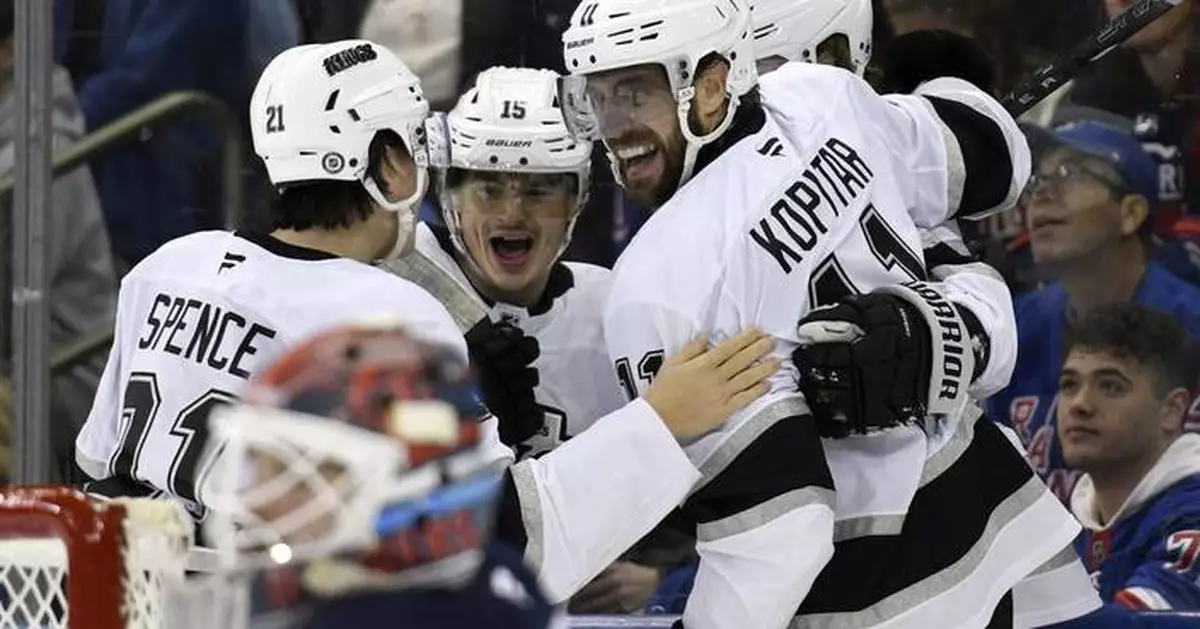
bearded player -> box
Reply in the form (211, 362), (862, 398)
(560, 0), (1087, 627)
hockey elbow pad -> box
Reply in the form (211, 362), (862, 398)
(793, 281), (976, 437)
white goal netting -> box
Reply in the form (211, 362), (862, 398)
(0, 489), (193, 629)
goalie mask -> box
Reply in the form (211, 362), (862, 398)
(199, 324), (502, 597)
(433, 66), (592, 295)
(559, 0), (757, 208)
(251, 40), (433, 260)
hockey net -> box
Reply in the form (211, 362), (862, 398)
(0, 486), (193, 629)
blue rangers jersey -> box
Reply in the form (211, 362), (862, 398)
(250, 542), (563, 629)
(986, 262), (1200, 503)
(1070, 434), (1200, 612)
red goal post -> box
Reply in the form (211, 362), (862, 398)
(0, 486), (193, 629)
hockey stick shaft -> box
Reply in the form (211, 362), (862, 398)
(1000, 0), (1182, 116)
(385, 250), (490, 334)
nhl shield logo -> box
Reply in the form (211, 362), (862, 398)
(322, 151), (346, 174)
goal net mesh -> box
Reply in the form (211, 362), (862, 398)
(0, 487), (192, 629)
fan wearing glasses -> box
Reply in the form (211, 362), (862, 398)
(987, 120), (1200, 506)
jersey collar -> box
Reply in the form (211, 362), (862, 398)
(235, 231), (340, 261)
(691, 101), (767, 180)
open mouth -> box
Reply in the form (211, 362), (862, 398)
(488, 234), (535, 269)
(615, 143), (660, 180)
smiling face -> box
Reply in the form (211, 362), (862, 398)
(1023, 147), (1141, 267)
(449, 170), (578, 306)
(583, 64), (688, 208)
(1056, 349), (1184, 475)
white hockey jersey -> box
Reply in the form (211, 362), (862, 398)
(74, 231), (494, 516)
(383, 223), (703, 603)
(604, 64), (1080, 629)
(408, 222), (627, 458)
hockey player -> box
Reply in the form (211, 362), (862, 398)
(745, 5), (1104, 625)
(747, 0), (1017, 418)
(560, 1), (1086, 628)
(387, 65), (704, 606)
(390, 65), (624, 458)
(74, 40), (470, 515)
(199, 324), (562, 629)
(74, 40), (780, 615)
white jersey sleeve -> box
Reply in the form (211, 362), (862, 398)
(76, 283), (136, 484)
(404, 223), (701, 603)
(919, 222), (1017, 398)
(765, 65), (1030, 228)
(876, 77), (1030, 225)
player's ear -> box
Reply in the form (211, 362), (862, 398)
(691, 54), (731, 135)
(371, 132), (417, 202)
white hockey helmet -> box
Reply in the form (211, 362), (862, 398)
(560, 0), (758, 190)
(435, 66), (592, 261)
(250, 40), (432, 257)
(750, 0), (873, 75)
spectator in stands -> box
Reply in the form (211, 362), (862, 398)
(0, 0), (118, 481)
(61, 0), (249, 267)
(1044, 0), (1200, 233)
(1059, 304), (1200, 611)
(988, 121), (1200, 505)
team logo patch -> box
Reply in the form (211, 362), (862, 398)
(322, 152), (346, 174)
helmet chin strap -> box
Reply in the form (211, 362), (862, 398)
(675, 86), (740, 188)
(364, 167), (428, 262)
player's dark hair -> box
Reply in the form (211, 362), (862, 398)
(1064, 303), (1199, 397)
(269, 129), (408, 231)
(816, 34), (855, 74)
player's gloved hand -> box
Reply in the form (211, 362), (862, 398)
(875, 29), (995, 94)
(465, 318), (542, 446)
(644, 329), (780, 442)
(793, 293), (933, 438)
(794, 282), (979, 438)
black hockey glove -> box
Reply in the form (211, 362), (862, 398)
(875, 29), (995, 95)
(465, 318), (542, 446)
(793, 282), (981, 438)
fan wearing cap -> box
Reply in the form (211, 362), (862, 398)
(988, 120), (1200, 506)
(198, 323), (561, 629)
